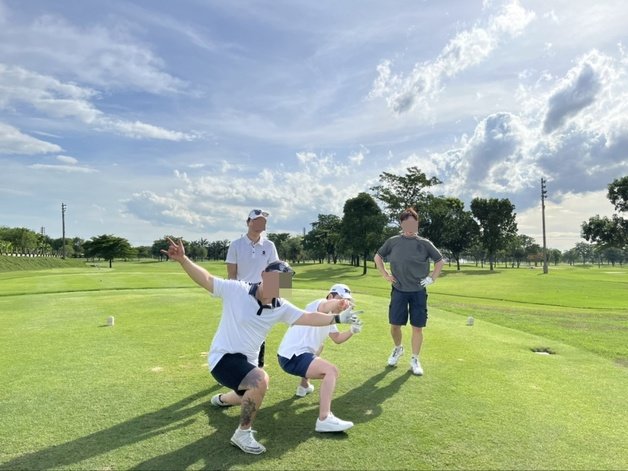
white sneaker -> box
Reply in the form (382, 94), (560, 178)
(387, 345), (404, 366)
(230, 428), (266, 454)
(295, 383), (315, 397)
(315, 413), (354, 433)
(210, 394), (231, 407)
(410, 357), (424, 376)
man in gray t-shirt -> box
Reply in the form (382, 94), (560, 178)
(374, 208), (444, 376)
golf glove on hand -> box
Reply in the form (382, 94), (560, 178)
(337, 307), (363, 324)
(350, 320), (363, 334)
(420, 276), (434, 288)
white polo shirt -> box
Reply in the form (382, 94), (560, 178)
(225, 234), (279, 283)
(209, 278), (304, 370)
(277, 298), (339, 359)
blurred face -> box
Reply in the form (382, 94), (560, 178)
(248, 216), (267, 233)
(261, 271), (293, 299)
(400, 217), (418, 234)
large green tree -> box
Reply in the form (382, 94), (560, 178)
(340, 192), (387, 274)
(423, 196), (479, 270)
(267, 233), (291, 260)
(581, 176), (627, 250)
(573, 242), (594, 265)
(470, 197), (518, 271)
(607, 175), (628, 212)
(370, 166), (442, 225)
(84, 234), (135, 268)
(303, 214), (342, 264)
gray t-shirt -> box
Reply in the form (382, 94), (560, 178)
(376, 235), (443, 292)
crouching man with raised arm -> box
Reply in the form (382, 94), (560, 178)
(162, 238), (360, 455)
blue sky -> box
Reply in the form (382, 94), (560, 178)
(1, 0), (626, 250)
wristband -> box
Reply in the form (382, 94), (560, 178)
(334, 314), (341, 324)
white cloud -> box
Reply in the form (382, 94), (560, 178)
(347, 146), (369, 166)
(0, 64), (101, 121)
(124, 152), (365, 232)
(392, 46), (628, 214)
(370, 0), (535, 114)
(0, 12), (185, 94)
(0, 121), (62, 154)
(98, 118), (198, 141)
(56, 155), (78, 164)
(542, 52), (607, 133)
(29, 163), (96, 173)
(0, 64), (197, 141)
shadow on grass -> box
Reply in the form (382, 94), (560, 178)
(1, 369), (409, 470)
(0, 386), (221, 471)
(131, 367), (411, 469)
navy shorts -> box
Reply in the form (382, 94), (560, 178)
(388, 287), (428, 328)
(211, 353), (256, 396)
(277, 353), (316, 378)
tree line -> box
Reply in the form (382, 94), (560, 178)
(1, 169), (626, 270)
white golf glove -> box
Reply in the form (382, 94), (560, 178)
(420, 276), (434, 288)
(350, 320), (363, 334)
(337, 307), (363, 324)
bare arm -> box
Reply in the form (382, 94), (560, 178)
(329, 330), (353, 344)
(292, 311), (336, 327)
(374, 253), (396, 283)
(315, 298), (350, 314)
(431, 259), (444, 280)
(161, 238), (215, 293)
(226, 263), (237, 280)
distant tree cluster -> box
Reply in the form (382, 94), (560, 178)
(0, 227), (84, 258)
(3, 170), (626, 269)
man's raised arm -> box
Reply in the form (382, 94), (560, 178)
(162, 237), (215, 293)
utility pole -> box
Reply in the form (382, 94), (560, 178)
(61, 203), (67, 259)
(541, 178), (548, 274)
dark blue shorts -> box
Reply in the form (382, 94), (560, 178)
(277, 353), (316, 378)
(210, 353), (256, 396)
(388, 287), (428, 328)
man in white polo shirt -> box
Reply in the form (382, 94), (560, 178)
(226, 209), (279, 367)
(161, 238), (360, 455)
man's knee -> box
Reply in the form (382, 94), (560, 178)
(240, 367), (269, 391)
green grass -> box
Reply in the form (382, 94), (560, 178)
(0, 261), (626, 470)
(0, 255), (87, 272)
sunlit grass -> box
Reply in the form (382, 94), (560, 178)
(0, 261), (626, 470)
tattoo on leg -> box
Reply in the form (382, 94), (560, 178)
(240, 397), (257, 427)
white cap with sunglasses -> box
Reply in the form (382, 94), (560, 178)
(248, 209), (269, 221)
(329, 283), (353, 300)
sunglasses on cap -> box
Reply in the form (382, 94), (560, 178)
(248, 209), (269, 220)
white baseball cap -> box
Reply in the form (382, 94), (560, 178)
(248, 209), (269, 220)
(329, 283), (353, 300)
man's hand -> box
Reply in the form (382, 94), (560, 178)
(337, 307), (363, 324)
(350, 319), (363, 334)
(334, 299), (352, 313)
(384, 273), (397, 284)
(420, 276), (434, 288)
(161, 237), (186, 263)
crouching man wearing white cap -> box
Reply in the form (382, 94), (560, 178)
(277, 283), (362, 433)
